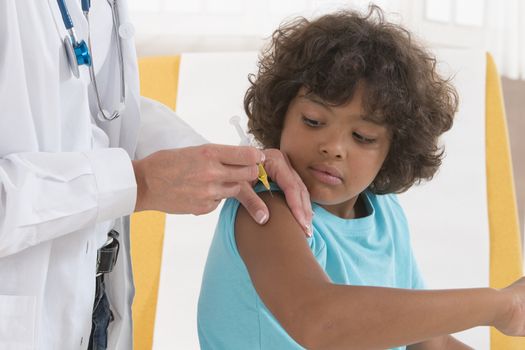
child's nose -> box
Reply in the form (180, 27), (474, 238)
(319, 131), (346, 159)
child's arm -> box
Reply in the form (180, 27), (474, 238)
(235, 192), (525, 350)
(407, 335), (473, 349)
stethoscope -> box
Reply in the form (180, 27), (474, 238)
(57, 0), (125, 121)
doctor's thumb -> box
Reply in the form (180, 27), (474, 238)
(235, 183), (269, 225)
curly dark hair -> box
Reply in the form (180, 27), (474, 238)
(244, 5), (458, 194)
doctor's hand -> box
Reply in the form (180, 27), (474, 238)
(234, 148), (312, 236)
(132, 144), (260, 215)
(132, 144), (311, 234)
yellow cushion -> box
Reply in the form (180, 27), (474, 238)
(486, 53), (524, 349)
(131, 56), (181, 350)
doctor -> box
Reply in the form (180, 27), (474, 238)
(0, 1), (312, 349)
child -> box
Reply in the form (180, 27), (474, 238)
(198, 6), (525, 350)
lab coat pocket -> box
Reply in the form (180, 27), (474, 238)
(0, 295), (36, 350)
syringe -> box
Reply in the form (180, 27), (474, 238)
(229, 116), (271, 192)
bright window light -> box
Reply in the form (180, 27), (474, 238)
(128, 0), (160, 12)
(206, 0), (244, 14)
(455, 0), (484, 26)
(163, 0), (204, 13)
(269, 0), (309, 15)
(425, 0), (452, 23)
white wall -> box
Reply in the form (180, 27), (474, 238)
(129, 0), (490, 57)
(130, 0), (403, 56)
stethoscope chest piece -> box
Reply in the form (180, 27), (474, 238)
(63, 36), (91, 78)
(63, 36), (80, 78)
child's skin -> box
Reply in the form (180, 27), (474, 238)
(234, 82), (525, 350)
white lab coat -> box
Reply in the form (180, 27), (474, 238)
(0, 1), (205, 349)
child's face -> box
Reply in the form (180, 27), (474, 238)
(280, 84), (391, 218)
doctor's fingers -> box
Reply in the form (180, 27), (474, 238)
(235, 182), (269, 225)
(189, 182), (242, 215)
(262, 149), (312, 236)
(190, 163), (258, 185)
(208, 144), (265, 165)
(220, 164), (260, 183)
(217, 182), (244, 199)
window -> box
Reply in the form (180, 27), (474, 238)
(409, 0), (485, 48)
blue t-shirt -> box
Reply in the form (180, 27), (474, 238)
(198, 185), (424, 350)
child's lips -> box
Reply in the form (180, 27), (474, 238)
(308, 165), (344, 185)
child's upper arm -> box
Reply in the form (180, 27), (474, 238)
(235, 192), (330, 340)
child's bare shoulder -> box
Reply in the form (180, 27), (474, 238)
(236, 191), (300, 232)
(235, 190), (307, 255)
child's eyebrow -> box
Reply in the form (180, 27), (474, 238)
(300, 93), (386, 126)
(361, 115), (381, 123)
(301, 94), (332, 111)
(302, 95), (374, 119)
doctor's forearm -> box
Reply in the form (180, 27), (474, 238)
(0, 149), (136, 257)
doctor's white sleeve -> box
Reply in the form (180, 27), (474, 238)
(0, 149), (137, 257)
(135, 97), (208, 159)
(0, 1), (138, 257)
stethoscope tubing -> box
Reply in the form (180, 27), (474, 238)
(56, 0), (125, 121)
(86, 1), (125, 121)
(57, 0), (74, 29)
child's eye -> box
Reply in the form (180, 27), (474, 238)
(353, 132), (376, 144)
(302, 116), (322, 127)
